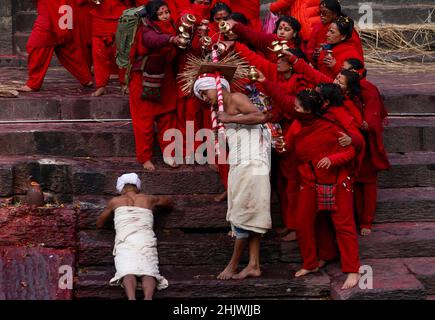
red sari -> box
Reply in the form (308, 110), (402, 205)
(25, 0), (92, 90)
(129, 19), (178, 164)
(287, 114), (360, 273)
(317, 40), (364, 79)
(305, 22), (364, 64)
(233, 23), (300, 63)
(234, 42), (309, 230)
(270, 0), (321, 41)
(90, 0), (132, 88)
(355, 79), (390, 230)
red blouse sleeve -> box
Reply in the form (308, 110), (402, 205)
(262, 79), (296, 118)
(292, 57), (333, 86)
(233, 23), (277, 55)
(234, 42), (278, 81)
(270, 0), (294, 14)
(328, 145), (356, 167)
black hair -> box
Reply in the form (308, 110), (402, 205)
(146, 0), (169, 21)
(190, 0), (211, 4)
(229, 12), (248, 26)
(340, 69), (361, 100)
(210, 2), (232, 22)
(345, 58), (367, 78)
(332, 16), (354, 40)
(317, 83), (345, 108)
(320, 0), (342, 16)
(296, 89), (325, 116)
(288, 47), (307, 60)
(274, 16), (302, 47)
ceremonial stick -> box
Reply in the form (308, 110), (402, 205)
(211, 47), (226, 154)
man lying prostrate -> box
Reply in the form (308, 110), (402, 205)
(96, 173), (173, 300)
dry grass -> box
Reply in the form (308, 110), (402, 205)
(358, 19), (435, 72)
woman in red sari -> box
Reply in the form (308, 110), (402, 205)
(267, 0), (320, 41)
(344, 58), (391, 236)
(306, 0), (363, 64)
(285, 89), (360, 290)
(317, 16), (364, 79)
(129, 0), (182, 171)
(20, 0), (93, 92)
(226, 15), (303, 63)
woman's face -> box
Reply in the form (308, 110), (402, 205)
(157, 5), (170, 21)
(194, 0), (210, 5)
(277, 57), (292, 73)
(319, 5), (337, 25)
(333, 73), (348, 93)
(276, 21), (296, 41)
(294, 98), (311, 113)
(214, 10), (229, 22)
(326, 23), (345, 44)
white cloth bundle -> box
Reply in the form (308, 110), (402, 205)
(109, 206), (168, 290)
(193, 76), (230, 100)
(116, 173), (141, 194)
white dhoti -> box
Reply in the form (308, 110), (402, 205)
(109, 206), (168, 290)
(226, 122), (272, 234)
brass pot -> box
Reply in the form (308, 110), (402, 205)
(248, 66), (259, 82)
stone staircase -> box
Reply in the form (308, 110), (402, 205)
(2, 0), (434, 60)
(0, 66), (435, 300)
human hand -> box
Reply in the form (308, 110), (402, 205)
(317, 157), (332, 169)
(323, 55), (336, 68)
(217, 111), (231, 123)
(338, 132), (352, 147)
(256, 69), (266, 83)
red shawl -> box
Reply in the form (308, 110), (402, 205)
(317, 40), (364, 78)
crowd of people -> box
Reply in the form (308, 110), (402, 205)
(24, 0), (391, 299)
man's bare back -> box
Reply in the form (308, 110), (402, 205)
(96, 189), (173, 229)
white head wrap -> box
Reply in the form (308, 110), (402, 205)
(116, 173), (141, 193)
(193, 76), (230, 100)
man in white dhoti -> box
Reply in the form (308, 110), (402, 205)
(96, 173), (172, 300)
(194, 76), (272, 280)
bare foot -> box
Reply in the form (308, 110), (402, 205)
(318, 260), (327, 269)
(232, 265), (261, 280)
(217, 264), (237, 280)
(341, 272), (360, 290)
(143, 160), (156, 172)
(121, 85), (129, 95)
(227, 230), (233, 237)
(163, 157), (180, 168)
(214, 190), (227, 202)
(18, 85), (34, 92)
(295, 268), (319, 278)
(281, 231), (297, 242)
(84, 81), (93, 88)
(92, 87), (106, 97)
(361, 228), (371, 236)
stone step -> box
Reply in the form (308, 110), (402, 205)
(74, 263), (331, 300)
(0, 156), (224, 198)
(74, 187), (435, 231)
(261, 0), (435, 25)
(327, 258), (428, 300)
(15, 11), (36, 33)
(0, 92), (433, 121)
(75, 257), (435, 300)
(79, 222), (435, 267)
(0, 118), (433, 157)
(280, 222), (435, 263)
(376, 187), (435, 223)
(0, 151), (434, 198)
(14, 0), (36, 12)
